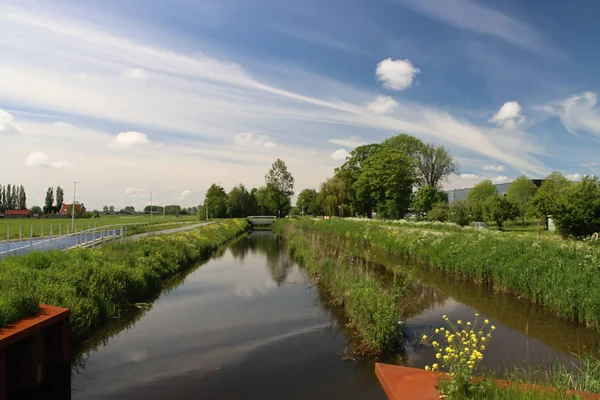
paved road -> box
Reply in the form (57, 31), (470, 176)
(0, 222), (212, 259)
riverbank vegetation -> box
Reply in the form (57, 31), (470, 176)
(279, 222), (405, 353)
(280, 218), (600, 330)
(0, 219), (248, 340)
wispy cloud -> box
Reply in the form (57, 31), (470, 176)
(492, 175), (511, 183)
(271, 24), (365, 54)
(482, 164), (505, 172)
(544, 92), (600, 138)
(234, 132), (276, 148)
(367, 96), (398, 114)
(459, 173), (481, 179)
(120, 68), (149, 81)
(328, 136), (367, 148)
(24, 151), (74, 169)
(331, 149), (349, 161)
(393, 0), (557, 55)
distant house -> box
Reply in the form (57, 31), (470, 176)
(5, 210), (33, 218)
(59, 203), (86, 215)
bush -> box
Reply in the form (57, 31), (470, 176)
(484, 195), (517, 229)
(449, 200), (471, 226)
(554, 176), (600, 239)
(427, 202), (449, 222)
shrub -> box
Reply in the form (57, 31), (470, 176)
(427, 202), (449, 222)
(553, 176), (600, 239)
(449, 200), (471, 226)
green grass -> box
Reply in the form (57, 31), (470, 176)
(0, 214), (200, 240)
(278, 219), (600, 330)
(0, 219), (248, 341)
(280, 222), (405, 353)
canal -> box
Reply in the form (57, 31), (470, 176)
(70, 230), (600, 399)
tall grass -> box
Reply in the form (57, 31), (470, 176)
(282, 222), (405, 353)
(278, 219), (600, 330)
(0, 219), (248, 340)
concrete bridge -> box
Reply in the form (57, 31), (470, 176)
(247, 216), (277, 228)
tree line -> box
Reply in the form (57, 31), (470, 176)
(43, 186), (65, 214)
(296, 134), (459, 219)
(0, 184), (27, 212)
(200, 158), (295, 219)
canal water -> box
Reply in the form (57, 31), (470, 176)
(70, 231), (600, 399)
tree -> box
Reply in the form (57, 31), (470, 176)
(316, 176), (349, 217)
(264, 159), (295, 217)
(449, 200), (471, 226)
(530, 172), (572, 227)
(227, 184), (250, 218)
(205, 184), (228, 218)
(55, 186), (64, 211)
(466, 180), (497, 221)
(427, 202), (449, 222)
(31, 205), (42, 216)
(109, 205), (115, 212)
(415, 143), (460, 188)
(44, 187), (54, 214)
(296, 188), (319, 216)
(17, 185), (26, 210)
(103, 205), (109, 212)
(354, 146), (416, 219)
(335, 143), (382, 217)
(381, 133), (426, 158)
(506, 176), (538, 226)
(552, 176), (600, 239)
(484, 195), (517, 229)
(412, 185), (447, 217)
(256, 184), (281, 216)
(0, 185), (5, 212)
(247, 188), (259, 216)
(11, 185), (17, 210)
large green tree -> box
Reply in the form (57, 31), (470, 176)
(354, 146), (416, 219)
(204, 184), (228, 218)
(44, 187), (54, 214)
(411, 185), (447, 217)
(316, 176), (349, 217)
(296, 188), (319, 216)
(553, 176), (600, 239)
(55, 186), (64, 211)
(264, 159), (295, 217)
(466, 180), (497, 221)
(530, 172), (571, 226)
(256, 184), (282, 216)
(415, 143), (460, 188)
(507, 176), (538, 225)
(227, 184), (250, 218)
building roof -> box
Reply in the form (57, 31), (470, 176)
(59, 203), (85, 214)
(5, 210), (32, 215)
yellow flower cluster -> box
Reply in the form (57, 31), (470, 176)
(424, 313), (495, 378)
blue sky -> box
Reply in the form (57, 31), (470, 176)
(1, 0), (599, 209)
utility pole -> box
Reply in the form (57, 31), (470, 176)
(302, 199), (304, 217)
(338, 205), (342, 218)
(72, 181), (81, 232)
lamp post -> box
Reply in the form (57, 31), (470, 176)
(150, 191), (153, 224)
(206, 201), (209, 221)
(72, 181), (81, 232)
(338, 205), (342, 218)
(302, 199), (305, 218)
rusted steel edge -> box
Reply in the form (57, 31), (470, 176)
(375, 363), (600, 400)
(0, 304), (70, 349)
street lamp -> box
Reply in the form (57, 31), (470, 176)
(302, 199), (305, 218)
(72, 181), (81, 232)
(338, 205), (342, 218)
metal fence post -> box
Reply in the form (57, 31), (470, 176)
(59, 224), (62, 236)
(41, 224), (44, 238)
(19, 225), (22, 240)
(50, 225), (53, 243)
(6, 226), (10, 254)
(30, 225), (33, 247)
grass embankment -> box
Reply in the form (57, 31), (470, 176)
(283, 219), (600, 329)
(0, 219), (248, 340)
(0, 215), (200, 240)
(278, 222), (405, 353)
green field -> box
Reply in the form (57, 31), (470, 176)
(0, 214), (200, 240)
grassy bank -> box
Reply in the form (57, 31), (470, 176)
(279, 222), (405, 353)
(0, 219), (248, 340)
(280, 219), (600, 329)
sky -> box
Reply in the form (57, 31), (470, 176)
(1, 0), (599, 210)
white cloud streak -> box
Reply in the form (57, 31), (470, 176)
(111, 131), (150, 148)
(234, 132), (276, 148)
(331, 149), (350, 161)
(328, 136), (367, 148)
(482, 164), (505, 172)
(367, 95), (398, 114)
(459, 173), (481, 179)
(120, 68), (149, 81)
(24, 151), (74, 169)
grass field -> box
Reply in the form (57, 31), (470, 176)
(0, 214), (199, 240)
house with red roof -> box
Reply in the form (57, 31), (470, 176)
(59, 203), (86, 216)
(4, 210), (33, 218)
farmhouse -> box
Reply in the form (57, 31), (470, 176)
(4, 210), (33, 218)
(59, 203), (86, 215)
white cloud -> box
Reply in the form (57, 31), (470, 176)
(547, 92), (600, 138)
(492, 176), (511, 183)
(52, 121), (74, 128)
(179, 189), (191, 199)
(111, 131), (150, 148)
(580, 162), (598, 168)
(328, 136), (367, 148)
(120, 68), (148, 81)
(367, 95), (399, 114)
(24, 151), (74, 169)
(565, 173), (582, 181)
(0, 109), (24, 135)
(331, 149), (350, 161)
(375, 58), (420, 91)
(233, 132), (276, 148)
(125, 187), (147, 195)
(482, 164), (505, 172)
(489, 101), (524, 129)
(459, 173), (481, 179)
